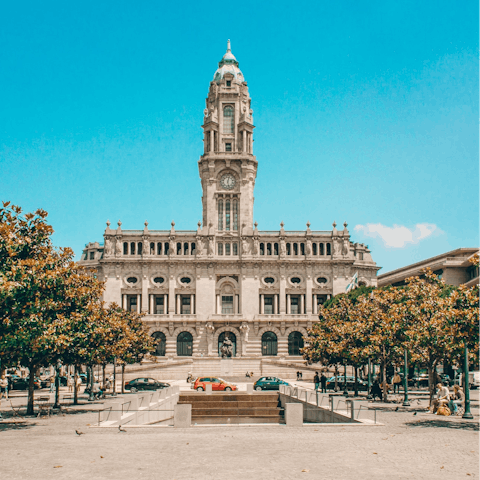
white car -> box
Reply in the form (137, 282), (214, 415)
(469, 371), (480, 389)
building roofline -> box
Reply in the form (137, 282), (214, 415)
(378, 247), (479, 280)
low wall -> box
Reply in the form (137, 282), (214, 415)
(279, 385), (368, 424)
(99, 386), (180, 427)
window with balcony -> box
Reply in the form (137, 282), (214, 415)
(233, 243), (238, 255)
(290, 296), (299, 314)
(223, 106), (234, 133)
(262, 332), (277, 356)
(155, 296), (165, 314)
(218, 243), (223, 255)
(181, 296), (191, 315)
(218, 199), (223, 230)
(264, 296), (273, 314)
(225, 199), (231, 231)
(225, 243), (231, 255)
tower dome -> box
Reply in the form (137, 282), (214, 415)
(213, 40), (244, 84)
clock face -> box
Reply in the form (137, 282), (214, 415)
(220, 174), (236, 190)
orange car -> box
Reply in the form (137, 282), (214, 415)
(193, 376), (237, 392)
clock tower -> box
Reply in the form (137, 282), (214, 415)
(199, 40), (257, 236)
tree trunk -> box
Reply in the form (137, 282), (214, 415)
(102, 364), (106, 389)
(334, 365), (338, 392)
(73, 365), (79, 405)
(121, 365), (125, 394)
(382, 357), (388, 403)
(26, 363), (36, 416)
(54, 367), (60, 409)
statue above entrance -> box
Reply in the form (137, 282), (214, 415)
(220, 334), (234, 358)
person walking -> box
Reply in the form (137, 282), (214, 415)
(392, 372), (401, 394)
(75, 375), (82, 396)
(320, 373), (327, 393)
(296, 371), (300, 381)
(67, 375), (74, 392)
(313, 372), (320, 391)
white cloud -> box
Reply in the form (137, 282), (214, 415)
(353, 223), (440, 248)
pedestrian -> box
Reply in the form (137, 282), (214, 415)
(49, 375), (55, 393)
(430, 383), (450, 414)
(296, 371), (300, 381)
(313, 372), (320, 391)
(67, 375), (74, 392)
(370, 379), (382, 401)
(105, 377), (111, 394)
(300, 372), (303, 380)
(320, 373), (327, 393)
(392, 372), (401, 394)
(75, 375), (82, 395)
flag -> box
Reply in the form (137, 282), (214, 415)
(345, 272), (358, 293)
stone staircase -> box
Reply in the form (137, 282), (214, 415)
(178, 392), (284, 425)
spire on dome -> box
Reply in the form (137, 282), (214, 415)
(213, 39), (243, 83)
(227, 39), (231, 52)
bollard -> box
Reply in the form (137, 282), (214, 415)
(246, 383), (254, 394)
(346, 400), (355, 421)
(329, 395), (334, 412)
(285, 403), (303, 427)
(205, 383), (212, 394)
(174, 404), (191, 428)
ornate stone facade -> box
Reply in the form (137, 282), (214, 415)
(79, 42), (379, 366)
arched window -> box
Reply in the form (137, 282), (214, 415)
(191, 242), (196, 255)
(157, 242), (162, 255)
(138, 242), (143, 255)
(320, 243), (324, 255)
(267, 243), (272, 255)
(130, 242), (135, 255)
(123, 242), (128, 255)
(225, 200), (231, 231)
(218, 199), (223, 230)
(223, 106), (234, 133)
(184, 242), (189, 255)
(286, 243), (291, 255)
(262, 332), (277, 356)
(176, 242), (182, 255)
(177, 331), (193, 356)
(164, 243), (169, 255)
(260, 243), (265, 255)
(312, 243), (317, 255)
(233, 200), (238, 231)
(300, 243), (305, 255)
(293, 243), (298, 255)
(152, 331), (166, 356)
(218, 332), (236, 357)
(274, 243), (279, 255)
(288, 332), (304, 356)
(150, 242), (155, 255)
(326, 243), (331, 255)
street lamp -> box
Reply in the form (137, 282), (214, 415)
(367, 357), (372, 400)
(343, 362), (348, 396)
(402, 349), (410, 407)
(53, 360), (62, 409)
(462, 345), (473, 420)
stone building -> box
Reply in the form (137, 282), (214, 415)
(378, 248), (479, 288)
(79, 42), (379, 377)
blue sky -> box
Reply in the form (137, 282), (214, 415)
(0, 1), (478, 273)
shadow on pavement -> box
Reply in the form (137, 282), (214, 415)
(0, 421), (36, 432)
(406, 418), (479, 431)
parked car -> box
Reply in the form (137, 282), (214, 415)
(9, 377), (41, 390)
(193, 377), (237, 392)
(325, 376), (368, 391)
(124, 378), (170, 393)
(254, 376), (290, 391)
(469, 371), (480, 389)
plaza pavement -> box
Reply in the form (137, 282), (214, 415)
(0, 383), (478, 480)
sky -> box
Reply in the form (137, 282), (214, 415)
(0, 1), (478, 274)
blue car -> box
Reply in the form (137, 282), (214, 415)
(254, 376), (290, 391)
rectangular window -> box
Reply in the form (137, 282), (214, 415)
(222, 295), (234, 314)
(233, 200), (238, 231)
(233, 243), (238, 255)
(291, 296), (299, 314)
(218, 243), (223, 255)
(218, 200), (223, 230)
(359, 252), (364, 260)
(225, 143), (232, 152)
(129, 296), (137, 312)
(225, 200), (230, 231)
(264, 296), (273, 315)
(89, 252), (94, 260)
(226, 80), (231, 87)
(181, 296), (191, 315)
(225, 243), (231, 255)
(155, 296), (164, 315)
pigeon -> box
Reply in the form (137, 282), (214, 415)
(413, 412), (417, 416)
(75, 430), (85, 436)
(395, 407), (399, 412)
(118, 425), (127, 432)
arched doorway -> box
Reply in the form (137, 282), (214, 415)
(177, 331), (193, 356)
(218, 332), (236, 357)
(152, 331), (166, 356)
(288, 331), (304, 356)
(262, 331), (277, 356)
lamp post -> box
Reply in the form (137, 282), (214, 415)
(53, 360), (62, 409)
(343, 362), (348, 396)
(402, 349), (410, 407)
(462, 346), (473, 420)
(367, 358), (372, 400)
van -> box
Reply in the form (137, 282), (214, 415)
(469, 371), (480, 389)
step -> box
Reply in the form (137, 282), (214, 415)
(178, 400), (279, 409)
(180, 393), (278, 403)
(189, 408), (281, 417)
